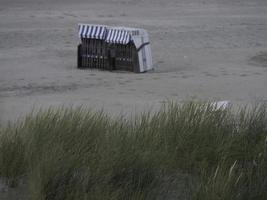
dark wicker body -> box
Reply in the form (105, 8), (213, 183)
(77, 38), (139, 72)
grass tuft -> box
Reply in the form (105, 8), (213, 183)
(0, 102), (266, 199)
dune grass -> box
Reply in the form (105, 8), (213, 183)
(0, 102), (266, 200)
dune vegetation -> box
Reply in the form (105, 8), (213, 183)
(0, 102), (266, 200)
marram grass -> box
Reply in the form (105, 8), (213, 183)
(0, 102), (266, 200)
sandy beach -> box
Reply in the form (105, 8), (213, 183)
(0, 0), (267, 123)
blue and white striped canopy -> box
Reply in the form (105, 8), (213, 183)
(105, 29), (131, 45)
(79, 24), (107, 39)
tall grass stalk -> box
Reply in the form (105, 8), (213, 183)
(0, 102), (266, 199)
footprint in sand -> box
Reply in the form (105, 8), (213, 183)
(63, 12), (77, 18)
(124, 80), (133, 83)
(253, 72), (261, 75)
(222, 72), (229, 76)
(203, 72), (218, 77)
(249, 51), (267, 68)
(181, 75), (189, 79)
(146, 91), (155, 95)
(129, 88), (136, 91)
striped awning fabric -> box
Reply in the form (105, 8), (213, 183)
(105, 29), (131, 45)
(79, 24), (107, 39)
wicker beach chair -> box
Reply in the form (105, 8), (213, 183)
(77, 24), (153, 73)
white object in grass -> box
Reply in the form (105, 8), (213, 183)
(211, 101), (230, 110)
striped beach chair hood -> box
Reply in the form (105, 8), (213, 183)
(79, 24), (132, 45)
(105, 29), (131, 45)
(79, 24), (107, 40)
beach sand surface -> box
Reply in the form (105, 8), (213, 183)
(0, 0), (267, 123)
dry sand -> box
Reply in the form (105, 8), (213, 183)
(0, 0), (267, 123)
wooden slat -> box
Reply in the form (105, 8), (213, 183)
(96, 40), (98, 69)
(102, 41), (104, 69)
(88, 39), (92, 69)
(88, 39), (91, 68)
(100, 40), (102, 70)
(83, 38), (86, 67)
(93, 39), (95, 69)
(101, 41), (104, 69)
(81, 38), (84, 67)
(105, 42), (107, 69)
(90, 39), (93, 68)
(84, 38), (86, 68)
(97, 40), (100, 69)
(88, 39), (90, 68)
(130, 44), (133, 71)
(87, 39), (92, 68)
(86, 38), (88, 68)
(89, 39), (92, 68)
